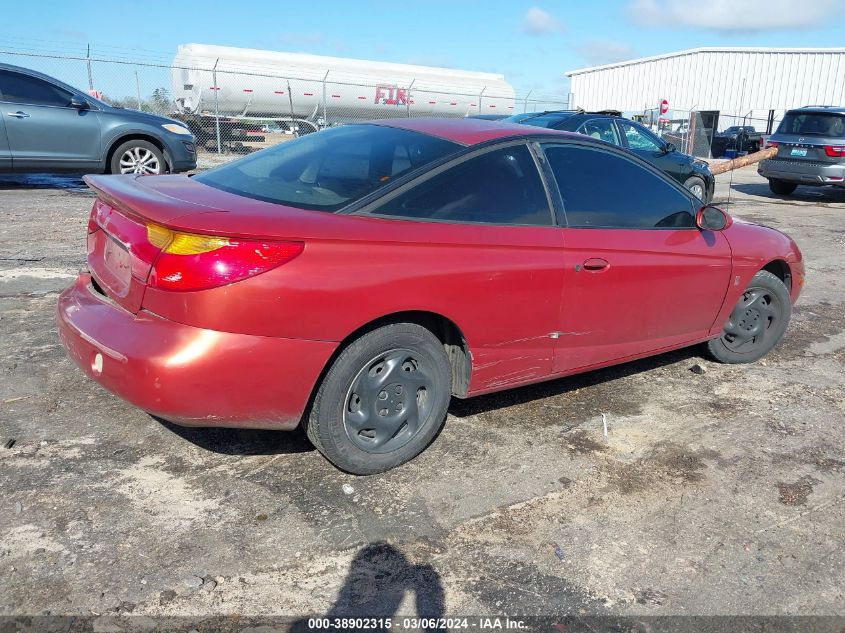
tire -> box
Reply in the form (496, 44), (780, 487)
(705, 270), (792, 364)
(768, 179), (797, 196)
(684, 176), (707, 201)
(109, 140), (166, 175)
(306, 323), (452, 474)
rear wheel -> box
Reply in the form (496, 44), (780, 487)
(768, 179), (797, 196)
(706, 270), (791, 364)
(110, 140), (165, 175)
(684, 176), (707, 201)
(306, 323), (451, 474)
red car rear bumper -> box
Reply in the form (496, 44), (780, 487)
(57, 274), (337, 429)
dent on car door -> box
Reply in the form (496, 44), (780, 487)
(0, 70), (101, 171)
(542, 142), (732, 373)
(365, 142), (565, 394)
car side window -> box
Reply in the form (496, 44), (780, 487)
(577, 119), (620, 146)
(543, 144), (695, 229)
(618, 121), (663, 152)
(369, 144), (553, 226)
(0, 71), (73, 107)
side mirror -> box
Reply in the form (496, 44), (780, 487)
(70, 96), (89, 109)
(663, 142), (676, 154)
(696, 205), (732, 231)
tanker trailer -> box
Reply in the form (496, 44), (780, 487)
(171, 43), (516, 150)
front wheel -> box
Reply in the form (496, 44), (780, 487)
(705, 270), (792, 364)
(768, 179), (797, 196)
(110, 140), (166, 175)
(306, 323), (452, 474)
(684, 175), (707, 201)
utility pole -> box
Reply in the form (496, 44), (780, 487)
(212, 58), (222, 154)
(134, 71), (142, 111)
(287, 80), (296, 136)
(406, 78), (416, 117)
(86, 44), (94, 91)
(321, 70), (329, 128)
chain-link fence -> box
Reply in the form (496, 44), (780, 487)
(635, 107), (784, 160)
(638, 108), (712, 158)
(0, 48), (571, 159)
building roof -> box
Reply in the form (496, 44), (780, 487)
(565, 47), (845, 77)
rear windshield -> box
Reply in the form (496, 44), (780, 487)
(194, 125), (461, 211)
(777, 112), (845, 137)
(511, 112), (577, 129)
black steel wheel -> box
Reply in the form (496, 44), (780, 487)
(306, 323), (451, 474)
(343, 348), (435, 454)
(706, 270), (792, 363)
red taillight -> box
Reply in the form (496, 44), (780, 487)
(767, 141), (779, 148)
(824, 145), (845, 157)
(146, 223), (303, 291)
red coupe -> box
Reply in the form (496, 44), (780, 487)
(57, 118), (804, 473)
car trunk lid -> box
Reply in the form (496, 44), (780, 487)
(84, 174), (259, 313)
(82, 174), (342, 312)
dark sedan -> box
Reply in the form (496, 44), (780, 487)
(504, 110), (715, 202)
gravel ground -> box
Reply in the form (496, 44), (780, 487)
(0, 166), (843, 625)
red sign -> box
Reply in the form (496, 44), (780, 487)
(375, 85), (409, 106)
(660, 99), (669, 114)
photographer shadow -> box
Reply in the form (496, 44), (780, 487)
(292, 541), (445, 632)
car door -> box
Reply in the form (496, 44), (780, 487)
(0, 110), (11, 171)
(364, 142), (565, 393)
(0, 69), (101, 171)
(616, 119), (687, 183)
(541, 141), (732, 373)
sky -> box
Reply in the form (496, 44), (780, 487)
(1, 0), (842, 100)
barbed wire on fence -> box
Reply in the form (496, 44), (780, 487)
(0, 47), (574, 154)
(1, 44), (780, 161)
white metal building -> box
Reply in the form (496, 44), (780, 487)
(565, 47), (845, 132)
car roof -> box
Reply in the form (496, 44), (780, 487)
(0, 62), (81, 93)
(787, 105), (845, 114)
(0, 62), (53, 79)
(368, 117), (579, 146)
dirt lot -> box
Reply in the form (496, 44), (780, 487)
(0, 166), (843, 625)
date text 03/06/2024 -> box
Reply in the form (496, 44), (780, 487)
(306, 617), (527, 629)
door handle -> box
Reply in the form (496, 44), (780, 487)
(582, 257), (610, 272)
(6, 111), (30, 118)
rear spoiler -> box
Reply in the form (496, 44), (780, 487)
(83, 174), (222, 226)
